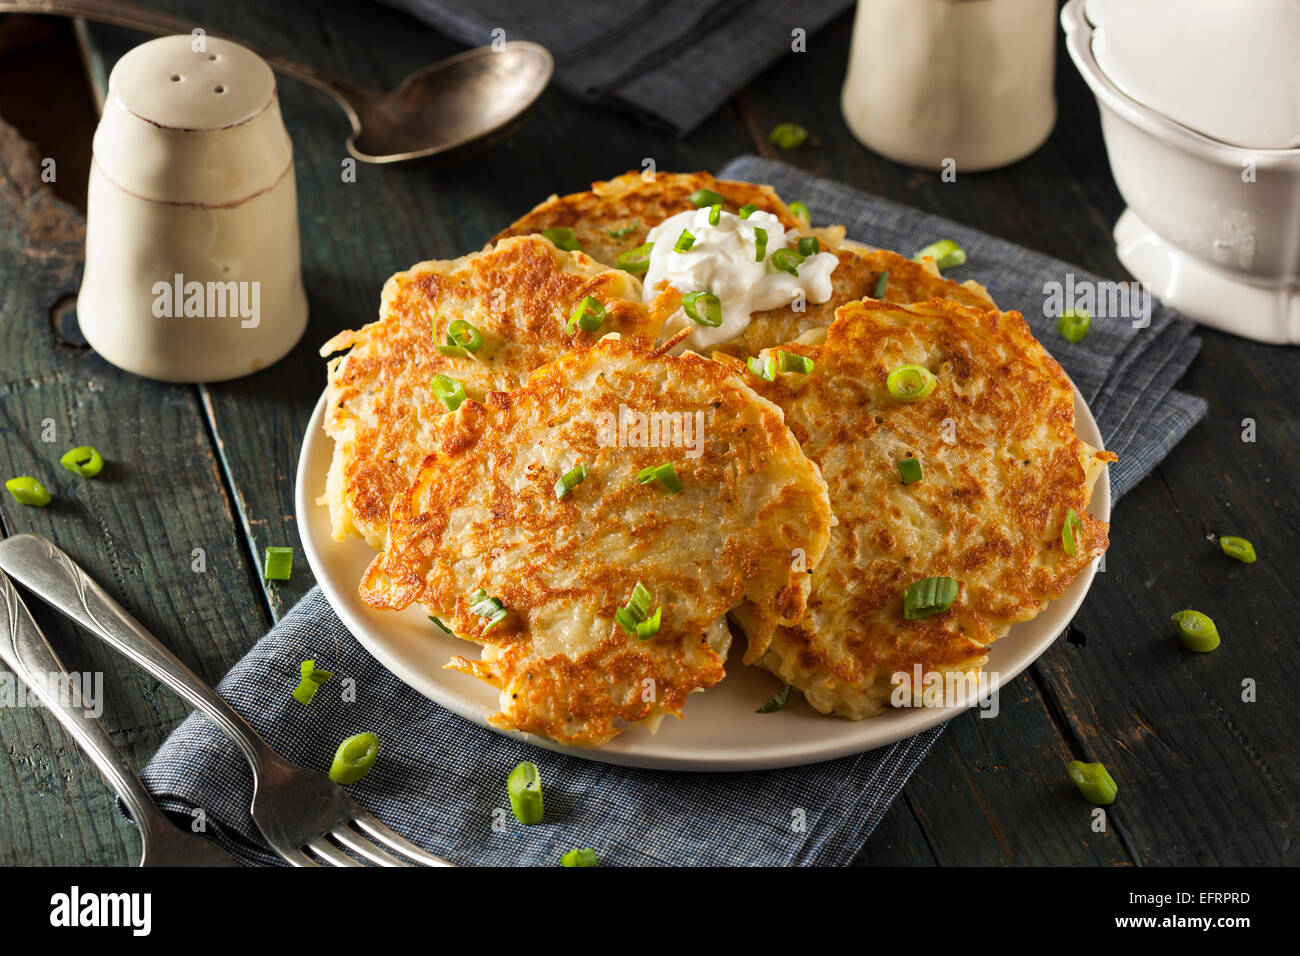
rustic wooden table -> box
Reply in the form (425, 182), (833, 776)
(1, 0), (1295, 867)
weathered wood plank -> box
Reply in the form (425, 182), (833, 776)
(0, 117), (270, 866)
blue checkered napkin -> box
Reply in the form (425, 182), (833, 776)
(718, 157), (1208, 501)
(137, 158), (1204, 867)
(373, 0), (853, 135)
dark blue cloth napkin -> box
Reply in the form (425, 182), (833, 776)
(138, 158), (1206, 866)
(373, 0), (853, 135)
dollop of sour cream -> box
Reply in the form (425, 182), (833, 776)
(641, 207), (838, 350)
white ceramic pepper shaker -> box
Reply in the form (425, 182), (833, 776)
(78, 34), (308, 382)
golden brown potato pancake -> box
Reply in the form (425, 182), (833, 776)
(358, 338), (833, 746)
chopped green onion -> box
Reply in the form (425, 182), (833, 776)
(566, 296), (606, 335)
(873, 271), (889, 298)
(1068, 760), (1117, 805)
(788, 201), (810, 222)
(886, 364), (937, 401)
(898, 457), (923, 484)
(554, 461), (588, 500)
(636, 463), (683, 494)
(626, 582), (653, 620)
(912, 239), (966, 270)
(506, 760), (544, 824)
(707, 203), (722, 226)
(768, 123), (809, 150)
(752, 226), (768, 262)
(1219, 535), (1256, 564)
(903, 575), (958, 619)
(293, 659), (333, 706)
(329, 732), (379, 785)
(1171, 609), (1220, 653)
(688, 188), (725, 208)
(541, 227), (580, 251)
(747, 354), (777, 382)
(431, 373), (467, 411)
(617, 242), (654, 274)
(770, 248), (803, 277)
(561, 847), (598, 867)
(428, 615), (452, 634)
(263, 546), (293, 581)
(1058, 308), (1092, 344)
(683, 291), (723, 327)
(757, 684), (793, 713)
(445, 319), (484, 353)
(60, 446), (104, 478)
(5, 476), (51, 507)
(608, 220), (640, 239)
(777, 350), (814, 374)
(738, 203), (758, 219)
(468, 588), (507, 632)
(674, 229), (696, 253)
(797, 236), (820, 256)
(1061, 508), (1082, 557)
(635, 607), (662, 641)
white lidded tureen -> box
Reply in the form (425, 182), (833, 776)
(1063, 0), (1300, 344)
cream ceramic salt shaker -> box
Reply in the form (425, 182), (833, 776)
(841, 0), (1057, 172)
(78, 35), (308, 382)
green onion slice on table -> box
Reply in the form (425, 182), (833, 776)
(263, 546), (293, 581)
(617, 242), (654, 274)
(1068, 760), (1118, 805)
(5, 476), (51, 507)
(562, 847), (598, 867)
(768, 123), (809, 150)
(1058, 308), (1091, 344)
(683, 291), (723, 327)
(507, 760), (544, 825)
(329, 732), (379, 785)
(293, 659), (333, 706)
(912, 239), (966, 270)
(566, 296), (605, 335)
(1218, 535), (1256, 564)
(431, 374), (466, 411)
(554, 462), (588, 500)
(886, 364), (936, 401)
(541, 227), (580, 251)
(688, 188), (725, 208)
(1171, 609), (1220, 652)
(904, 575), (958, 619)
(60, 446), (104, 478)
(636, 463), (683, 494)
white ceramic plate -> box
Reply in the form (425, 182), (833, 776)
(296, 386), (1110, 771)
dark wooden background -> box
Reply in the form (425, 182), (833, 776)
(0, 0), (1295, 867)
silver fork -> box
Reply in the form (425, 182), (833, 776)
(0, 534), (452, 867)
(0, 569), (236, 866)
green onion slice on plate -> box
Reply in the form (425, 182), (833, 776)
(674, 229), (696, 253)
(507, 760), (544, 824)
(904, 575), (958, 619)
(5, 476), (51, 507)
(541, 227), (580, 251)
(428, 615), (452, 634)
(683, 291), (723, 327)
(554, 461), (588, 500)
(912, 239), (966, 270)
(873, 271), (889, 298)
(608, 220), (640, 239)
(747, 354), (777, 382)
(615, 582), (662, 640)
(752, 226), (768, 262)
(688, 188), (725, 208)
(636, 463), (683, 494)
(756, 684), (793, 713)
(796, 235), (820, 256)
(886, 364), (936, 401)
(707, 203), (722, 226)
(898, 457), (922, 484)
(1068, 760), (1117, 805)
(263, 546), (293, 581)
(1171, 609), (1220, 652)
(777, 350), (814, 374)
(468, 588), (508, 632)
(1061, 508), (1083, 557)
(788, 201), (810, 222)
(329, 732), (379, 785)
(769, 248), (804, 277)
(60, 446), (104, 478)
(738, 203), (758, 219)
(431, 373), (467, 411)
(566, 296), (606, 335)
(1219, 535), (1256, 564)
(617, 242), (654, 274)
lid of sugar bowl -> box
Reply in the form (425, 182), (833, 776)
(1085, 0), (1300, 151)
(96, 35), (293, 205)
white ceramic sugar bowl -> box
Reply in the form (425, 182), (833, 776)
(78, 35), (308, 382)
